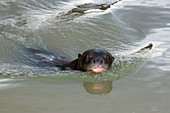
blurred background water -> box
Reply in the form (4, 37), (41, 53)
(0, 0), (170, 113)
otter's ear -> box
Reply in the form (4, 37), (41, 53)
(78, 53), (82, 58)
(112, 56), (115, 61)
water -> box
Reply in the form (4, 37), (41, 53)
(0, 0), (170, 112)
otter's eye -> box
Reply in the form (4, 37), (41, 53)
(103, 55), (109, 60)
(86, 54), (93, 61)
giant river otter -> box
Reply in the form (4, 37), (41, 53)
(26, 48), (114, 73)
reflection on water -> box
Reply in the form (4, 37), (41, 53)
(84, 81), (112, 95)
(0, 77), (113, 95)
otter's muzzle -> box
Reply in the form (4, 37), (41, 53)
(91, 58), (105, 73)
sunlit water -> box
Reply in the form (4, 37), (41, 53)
(0, 0), (170, 113)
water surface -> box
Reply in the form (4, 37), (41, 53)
(0, 0), (170, 113)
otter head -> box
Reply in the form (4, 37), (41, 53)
(77, 48), (114, 73)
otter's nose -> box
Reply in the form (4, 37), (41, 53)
(93, 58), (104, 65)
